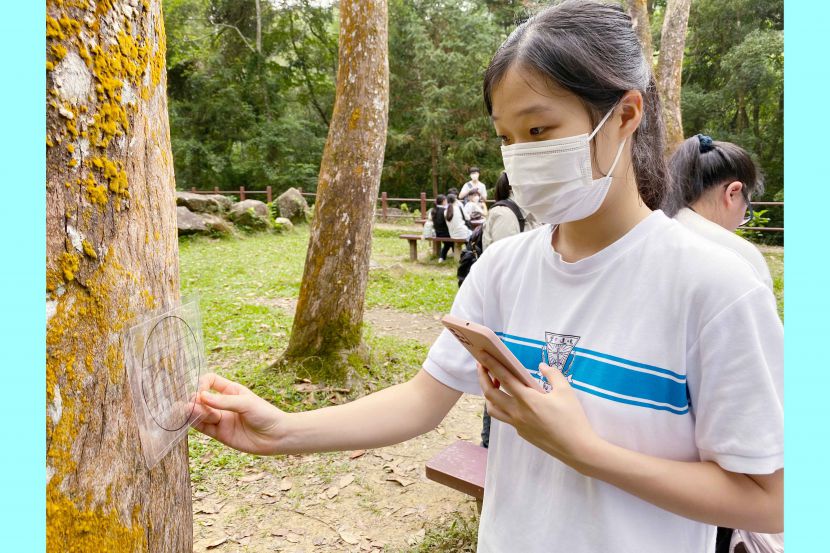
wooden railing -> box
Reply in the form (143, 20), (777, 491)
(183, 188), (784, 232)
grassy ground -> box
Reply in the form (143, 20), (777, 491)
(180, 224), (783, 551)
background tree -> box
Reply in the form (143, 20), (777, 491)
(46, 0), (190, 550)
(282, 0), (389, 381)
(655, 0), (693, 154)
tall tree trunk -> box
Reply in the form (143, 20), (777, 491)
(431, 135), (439, 198)
(46, 1), (190, 550)
(656, 0), (692, 155)
(626, 0), (654, 63)
(283, 0), (389, 382)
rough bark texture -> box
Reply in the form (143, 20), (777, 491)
(626, 0), (654, 63)
(46, 1), (190, 550)
(283, 0), (389, 381)
(656, 0), (692, 155)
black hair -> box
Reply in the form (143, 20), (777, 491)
(494, 171), (511, 202)
(432, 194), (446, 226)
(446, 194), (458, 222)
(663, 134), (764, 216)
(482, 0), (667, 210)
(469, 166), (480, 174)
(447, 187), (459, 196)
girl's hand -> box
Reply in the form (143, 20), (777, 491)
(191, 373), (286, 455)
(476, 353), (603, 470)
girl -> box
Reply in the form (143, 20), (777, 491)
(193, 2), (783, 551)
(666, 134), (773, 291)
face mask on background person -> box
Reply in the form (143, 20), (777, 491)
(501, 106), (626, 225)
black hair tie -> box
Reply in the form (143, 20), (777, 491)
(698, 134), (714, 153)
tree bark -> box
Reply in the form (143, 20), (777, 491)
(282, 0), (389, 382)
(656, 0), (692, 156)
(626, 0), (654, 63)
(46, 1), (190, 550)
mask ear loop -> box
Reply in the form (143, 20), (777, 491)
(588, 104), (627, 177)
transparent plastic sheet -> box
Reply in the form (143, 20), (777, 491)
(124, 297), (205, 469)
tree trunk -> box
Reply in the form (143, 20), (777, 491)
(431, 135), (439, 198)
(282, 0), (389, 382)
(626, 0), (654, 63)
(655, 0), (692, 155)
(46, 1), (190, 550)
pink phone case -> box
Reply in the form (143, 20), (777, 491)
(441, 314), (545, 393)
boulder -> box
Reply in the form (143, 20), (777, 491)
(177, 206), (207, 235)
(229, 199), (270, 230)
(199, 213), (233, 235)
(275, 188), (309, 223)
(273, 217), (294, 233)
(176, 191), (232, 213)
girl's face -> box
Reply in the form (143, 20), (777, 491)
(490, 65), (635, 181)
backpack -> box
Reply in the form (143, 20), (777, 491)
(457, 199), (525, 287)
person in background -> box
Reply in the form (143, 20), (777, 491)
(459, 166), (488, 203)
(429, 193), (450, 246)
(666, 134), (781, 553)
(482, 171), (537, 251)
(440, 193), (470, 262)
(463, 189), (488, 222)
(664, 134), (773, 292)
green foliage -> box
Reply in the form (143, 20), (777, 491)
(735, 208), (771, 241)
(681, 0), (783, 244)
(403, 509), (479, 552)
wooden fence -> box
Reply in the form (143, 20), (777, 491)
(184, 187), (784, 233)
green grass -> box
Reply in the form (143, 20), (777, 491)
(761, 248), (784, 320)
(400, 509), (479, 552)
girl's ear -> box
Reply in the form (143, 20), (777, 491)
(723, 181), (744, 207)
(617, 90), (643, 139)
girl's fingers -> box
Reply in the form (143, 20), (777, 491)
(477, 363), (517, 417)
(198, 373), (246, 395)
(479, 351), (529, 399)
(199, 390), (248, 413)
(484, 399), (510, 423)
(192, 399), (223, 425)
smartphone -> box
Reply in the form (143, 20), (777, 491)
(441, 314), (546, 393)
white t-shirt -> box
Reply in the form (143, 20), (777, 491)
(675, 207), (774, 292)
(446, 203), (471, 240)
(460, 180), (488, 201)
(423, 211), (783, 553)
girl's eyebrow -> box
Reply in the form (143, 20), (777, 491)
(491, 104), (555, 122)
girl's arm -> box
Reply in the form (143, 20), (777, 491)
(194, 369), (462, 456)
(477, 353), (783, 534)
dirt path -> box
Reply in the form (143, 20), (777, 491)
(193, 300), (483, 552)
(251, 297), (445, 346)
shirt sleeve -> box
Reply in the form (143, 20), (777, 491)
(422, 253), (490, 395)
(484, 206), (520, 250)
(686, 285), (783, 474)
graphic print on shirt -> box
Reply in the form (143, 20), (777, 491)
(543, 332), (581, 383)
(496, 331), (689, 415)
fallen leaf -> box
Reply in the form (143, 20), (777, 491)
(456, 434), (470, 440)
(195, 502), (220, 515)
(279, 479), (293, 491)
(206, 536), (229, 549)
(210, 345), (224, 353)
(285, 533), (301, 543)
(313, 536), (326, 546)
(325, 486), (339, 499)
(435, 426), (445, 435)
(338, 474), (355, 488)
(271, 528), (289, 537)
(339, 529), (361, 545)
(398, 508), (417, 518)
(239, 472), (265, 483)
(348, 450), (366, 460)
(378, 452), (394, 462)
(386, 476), (415, 487)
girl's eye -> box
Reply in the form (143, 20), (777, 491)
(530, 127), (546, 136)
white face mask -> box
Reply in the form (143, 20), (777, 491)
(500, 107), (626, 224)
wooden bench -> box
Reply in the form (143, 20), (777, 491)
(398, 234), (423, 261)
(425, 440), (487, 509)
(429, 236), (468, 261)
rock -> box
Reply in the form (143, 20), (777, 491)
(275, 188), (309, 224)
(176, 191), (232, 213)
(177, 206), (207, 235)
(229, 200), (270, 230)
(198, 213), (233, 235)
(273, 217), (294, 233)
